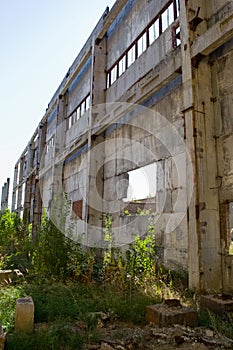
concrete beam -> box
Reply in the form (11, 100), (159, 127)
(191, 7), (233, 57)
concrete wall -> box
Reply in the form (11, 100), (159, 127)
(10, 0), (233, 292)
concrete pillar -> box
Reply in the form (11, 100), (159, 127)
(31, 123), (46, 234)
(49, 98), (66, 227)
(24, 177), (32, 220)
(179, 0), (200, 291)
(32, 179), (42, 237)
(17, 157), (25, 212)
(180, 0), (222, 292)
(15, 297), (34, 333)
(85, 37), (107, 244)
(38, 123), (46, 167)
(193, 59), (221, 292)
(12, 163), (19, 212)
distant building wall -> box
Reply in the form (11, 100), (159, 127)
(1, 178), (10, 211)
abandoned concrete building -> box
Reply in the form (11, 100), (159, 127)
(10, 0), (233, 293)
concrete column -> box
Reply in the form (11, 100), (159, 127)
(85, 37), (107, 244)
(49, 98), (66, 227)
(32, 179), (42, 237)
(31, 124), (46, 234)
(179, 0), (200, 291)
(180, 0), (222, 292)
(17, 157), (25, 212)
(193, 60), (221, 292)
(38, 123), (46, 167)
(12, 163), (19, 211)
(23, 177), (31, 220)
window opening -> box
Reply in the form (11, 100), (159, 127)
(67, 94), (90, 129)
(124, 163), (157, 201)
(80, 101), (86, 117)
(46, 136), (54, 153)
(111, 65), (118, 85)
(118, 55), (126, 77)
(168, 3), (175, 25)
(106, 0), (179, 89)
(175, 26), (181, 46)
(137, 32), (147, 57)
(107, 72), (111, 89)
(161, 3), (174, 32)
(149, 18), (159, 45)
(176, 0), (180, 17)
(127, 45), (136, 68)
(86, 95), (91, 110)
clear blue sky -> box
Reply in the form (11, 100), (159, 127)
(0, 0), (116, 204)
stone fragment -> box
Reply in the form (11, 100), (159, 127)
(15, 296), (34, 333)
(146, 299), (198, 327)
(200, 294), (233, 315)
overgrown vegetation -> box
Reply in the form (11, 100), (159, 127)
(0, 208), (232, 348)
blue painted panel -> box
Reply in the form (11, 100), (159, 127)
(68, 56), (92, 93)
(105, 75), (182, 136)
(47, 107), (57, 125)
(107, 0), (136, 39)
(64, 143), (88, 165)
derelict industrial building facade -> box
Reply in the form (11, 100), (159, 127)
(11, 0), (233, 293)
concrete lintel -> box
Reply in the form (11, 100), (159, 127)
(191, 10), (233, 58)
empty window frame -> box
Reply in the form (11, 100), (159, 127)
(84, 94), (91, 111)
(149, 18), (159, 45)
(67, 94), (91, 129)
(124, 163), (157, 201)
(46, 136), (54, 153)
(137, 31), (147, 58)
(127, 45), (136, 68)
(162, 2), (175, 32)
(172, 24), (181, 48)
(80, 100), (86, 117)
(106, 0), (179, 89)
(119, 55), (126, 77)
